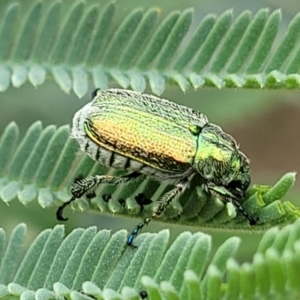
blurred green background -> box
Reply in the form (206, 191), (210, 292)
(0, 0), (300, 262)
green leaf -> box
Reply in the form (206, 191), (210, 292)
(246, 9), (281, 73)
(225, 259), (240, 300)
(210, 10), (251, 73)
(102, 9), (144, 68)
(240, 263), (255, 299)
(13, 2), (42, 61)
(0, 122), (19, 176)
(227, 9), (269, 74)
(118, 8), (160, 69)
(136, 10), (180, 70)
(0, 224), (26, 284)
(266, 11), (300, 73)
(174, 14), (216, 72)
(155, 8), (194, 70)
(192, 10), (233, 73)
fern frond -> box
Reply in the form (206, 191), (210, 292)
(1, 221), (300, 299)
(1, 2), (300, 95)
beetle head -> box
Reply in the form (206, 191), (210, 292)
(194, 123), (250, 201)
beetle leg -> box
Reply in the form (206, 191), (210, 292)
(127, 180), (188, 247)
(56, 171), (141, 221)
(126, 217), (151, 248)
(229, 197), (257, 225)
(207, 183), (257, 225)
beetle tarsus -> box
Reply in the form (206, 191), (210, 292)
(56, 196), (76, 221)
(127, 218), (151, 247)
(249, 217), (258, 226)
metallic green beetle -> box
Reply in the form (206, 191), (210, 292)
(56, 89), (256, 246)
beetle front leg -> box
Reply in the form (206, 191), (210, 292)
(127, 180), (188, 247)
(229, 197), (257, 225)
(56, 172), (141, 221)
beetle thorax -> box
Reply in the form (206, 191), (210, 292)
(193, 123), (246, 187)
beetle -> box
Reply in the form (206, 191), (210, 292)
(56, 89), (256, 246)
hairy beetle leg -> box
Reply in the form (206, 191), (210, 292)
(127, 181), (187, 247)
(56, 172), (141, 222)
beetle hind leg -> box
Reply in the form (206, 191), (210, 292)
(56, 172), (141, 221)
(127, 180), (188, 247)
